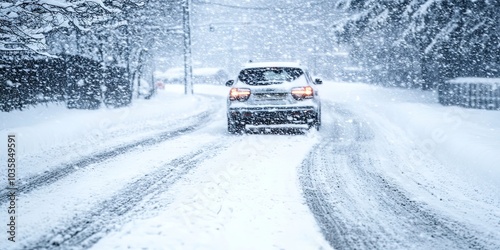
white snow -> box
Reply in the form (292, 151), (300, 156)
(319, 81), (500, 241)
(322, 82), (500, 190)
(0, 85), (212, 182)
(93, 134), (329, 250)
(156, 68), (227, 82)
(1, 81), (499, 249)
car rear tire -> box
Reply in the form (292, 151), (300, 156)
(309, 120), (320, 131)
(314, 120), (321, 131)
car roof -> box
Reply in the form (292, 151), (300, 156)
(241, 61), (306, 70)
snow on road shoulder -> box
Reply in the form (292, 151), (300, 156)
(0, 85), (222, 182)
(93, 133), (331, 250)
(318, 81), (500, 241)
(319, 81), (500, 190)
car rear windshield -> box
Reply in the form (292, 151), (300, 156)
(238, 67), (304, 85)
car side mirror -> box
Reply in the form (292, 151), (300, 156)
(314, 78), (323, 85)
(225, 80), (234, 87)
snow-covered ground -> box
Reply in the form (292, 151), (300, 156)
(1, 82), (499, 249)
(0, 87), (215, 180)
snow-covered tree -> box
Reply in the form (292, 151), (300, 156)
(332, 0), (500, 88)
(0, 0), (123, 52)
(1, 0), (183, 111)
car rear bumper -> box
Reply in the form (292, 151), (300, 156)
(228, 106), (318, 126)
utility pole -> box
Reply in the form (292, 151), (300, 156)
(183, 0), (193, 95)
(124, 7), (132, 103)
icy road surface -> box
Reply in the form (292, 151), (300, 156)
(1, 82), (499, 249)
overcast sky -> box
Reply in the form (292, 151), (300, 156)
(157, 0), (341, 75)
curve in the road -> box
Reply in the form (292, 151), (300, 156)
(300, 102), (488, 250)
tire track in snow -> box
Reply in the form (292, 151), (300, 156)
(300, 102), (488, 249)
(26, 140), (228, 250)
(0, 110), (214, 201)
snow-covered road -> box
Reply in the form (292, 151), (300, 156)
(1, 82), (499, 249)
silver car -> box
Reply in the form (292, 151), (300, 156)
(225, 62), (322, 133)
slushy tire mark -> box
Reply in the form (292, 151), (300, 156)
(28, 142), (226, 249)
(0, 110), (213, 200)
(300, 102), (489, 249)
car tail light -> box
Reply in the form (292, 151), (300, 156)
(291, 86), (314, 100)
(229, 88), (251, 101)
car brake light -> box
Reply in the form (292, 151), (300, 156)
(229, 88), (251, 101)
(291, 86), (314, 100)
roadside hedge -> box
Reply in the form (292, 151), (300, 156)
(0, 54), (131, 112)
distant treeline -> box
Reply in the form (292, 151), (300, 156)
(0, 54), (131, 112)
